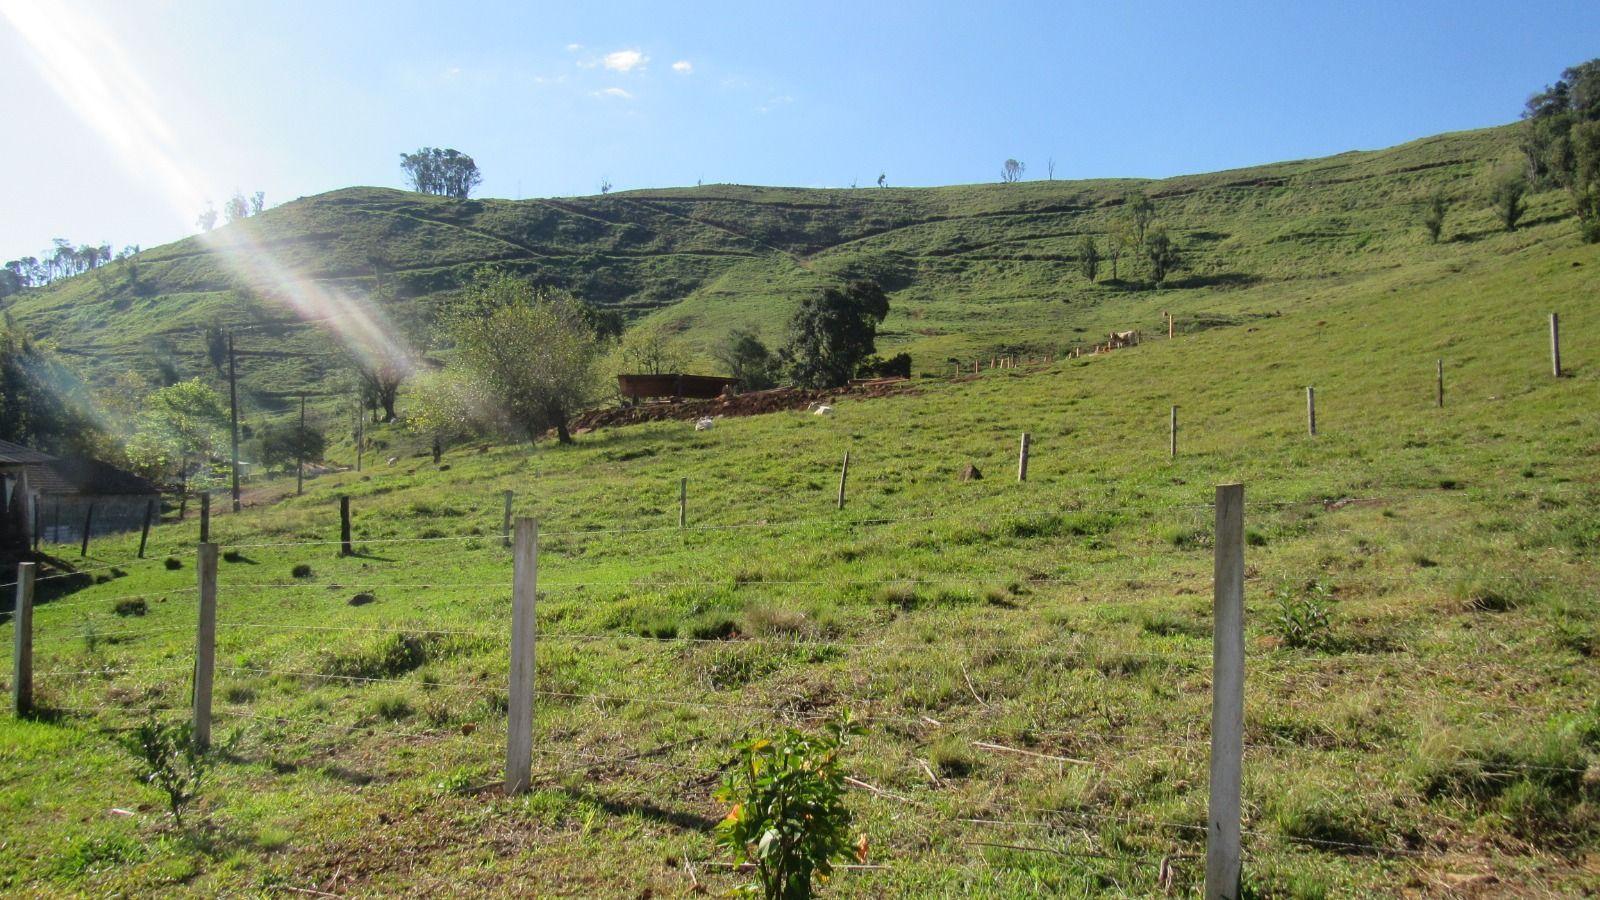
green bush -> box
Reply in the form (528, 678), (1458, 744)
(1269, 580), (1335, 650)
(715, 719), (864, 899)
(122, 718), (210, 824)
(112, 597), (148, 617)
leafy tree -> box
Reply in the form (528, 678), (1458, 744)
(250, 191), (265, 215)
(1521, 58), (1600, 240)
(223, 192), (249, 224)
(1128, 192), (1156, 245)
(1144, 225), (1179, 284)
(713, 327), (780, 390)
(1106, 217), (1136, 281)
(438, 272), (601, 443)
(1000, 159), (1025, 184)
(1491, 169), (1528, 232)
(714, 720), (864, 900)
(876, 172), (887, 188)
(1422, 192), (1449, 243)
(354, 351), (410, 423)
(405, 368), (482, 452)
(0, 320), (105, 456)
(125, 378), (228, 493)
(253, 421), (326, 471)
(617, 321), (692, 374)
(399, 147), (483, 199)
(203, 321), (228, 372)
(779, 281), (890, 389)
(195, 205), (218, 232)
(1077, 235), (1100, 282)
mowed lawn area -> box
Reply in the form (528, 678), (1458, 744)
(2, 237), (1599, 896)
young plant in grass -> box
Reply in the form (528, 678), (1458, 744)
(123, 717), (211, 825)
(1270, 579), (1335, 651)
(715, 718), (865, 898)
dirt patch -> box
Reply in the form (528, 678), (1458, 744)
(570, 378), (916, 432)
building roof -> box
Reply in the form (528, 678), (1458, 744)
(19, 458), (160, 497)
(0, 439), (56, 465)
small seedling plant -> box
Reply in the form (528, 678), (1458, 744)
(715, 719), (865, 899)
(123, 717), (211, 825)
(1270, 578), (1335, 650)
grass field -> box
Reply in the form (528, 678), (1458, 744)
(1, 216), (1597, 896)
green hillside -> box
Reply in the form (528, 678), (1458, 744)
(1, 189), (1598, 897)
(3, 123), (1577, 422)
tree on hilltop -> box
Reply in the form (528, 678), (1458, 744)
(1000, 159), (1026, 184)
(399, 147), (483, 199)
(1521, 58), (1600, 241)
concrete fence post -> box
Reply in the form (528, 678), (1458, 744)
(837, 452), (850, 510)
(193, 543), (218, 749)
(506, 518), (538, 794)
(678, 478), (688, 528)
(1206, 483), (1245, 900)
(12, 563), (34, 716)
(502, 490), (514, 548)
(1551, 312), (1562, 377)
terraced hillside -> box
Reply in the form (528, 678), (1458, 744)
(2, 123), (1575, 421)
(0, 219), (1597, 895)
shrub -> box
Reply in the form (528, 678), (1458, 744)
(163, 557), (183, 570)
(1451, 572), (1531, 612)
(319, 632), (435, 679)
(291, 564), (314, 579)
(122, 718), (210, 824)
(370, 693), (414, 721)
(686, 612), (739, 641)
(112, 597), (148, 617)
(715, 720), (865, 899)
(1269, 580), (1334, 650)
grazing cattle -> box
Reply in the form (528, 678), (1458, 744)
(694, 417), (716, 431)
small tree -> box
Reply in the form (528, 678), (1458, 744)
(715, 720), (864, 900)
(714, 327), (780, 390)
(126, 378), (229, 493)
(780, 281), (890, 389)
(123, 718), (211, 825)
(223, 191), (249, 224)
(250, 191), (265, 215)
(203, 320), (227, 372)
(1128, 192), (1156, 245)
(1492, 169), (1528, 232)
(1144, 225), (1179, 285)
(617, 322), (692, 375)
(1000, 159), (1025, 184)
(1422, 193), (1449, 243)
(442, 272), (601, 443)
(254, 421), (326, 471)
(876, 172), (886, 188)
(1077, 235), (1100, 282)
(195, 205), (218, 232)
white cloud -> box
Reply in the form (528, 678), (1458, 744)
(602, 49), (648, 72)
(443, 65), (461, 79)
(756, 94), (794, 114)
(671, 60), (693, 74)
(595, 87), (633, 99)
(565, 43), (583, 52)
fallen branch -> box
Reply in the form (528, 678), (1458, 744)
(971, 741), (1092, 766)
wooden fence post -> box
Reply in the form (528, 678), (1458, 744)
(1436, 359), (1444, 408)
(1167, 311), (1174, 339)
(1170, 406), (1178, 458)
(1206, 483), (1245, 900)
(502, 490), (514, 548)
(79, 502), (94, 557)
(199, 492), (211, 544)
(678, 478), (687, 528)
(193, 543), (218, 749)
(138, 499), (154, 558)
(506, 517), (538, 794)
(1551, 312), (1562, 377)
(31, 501), (39, 551)
(1017, 433), (1030, 482)
(1306, 386), (1317, 437)
(339, 496), (352, 556)
(13, 562), (34, 716)
(837, 452), (850, 510)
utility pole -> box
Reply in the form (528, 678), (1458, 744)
(227, 333), (241, 512)
(296, 393), (306, 495)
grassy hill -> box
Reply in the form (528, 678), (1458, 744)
(2, 122), (1577, 425)
(0, 201), (1597, 896)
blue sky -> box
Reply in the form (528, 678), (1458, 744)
(1, 0), (1596, 261)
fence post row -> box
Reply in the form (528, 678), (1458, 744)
(193, 543), (218, 749)
(12, 562), (35, 717)
(1017, 433), (1030, 482)
(1206, 483), (1245, 899)
(837, 451), (850, 510)
(1550, 312), (1562, 378)
(506, 517), (538, 794)
(79, 502), (94, 558)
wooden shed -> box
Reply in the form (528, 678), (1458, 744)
(0, 440), (161, 548)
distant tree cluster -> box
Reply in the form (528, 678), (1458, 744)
(399, 147), (483, 199)
(1521, 58), (1600, 242)
(1, 239), (137, 297)
(1075, 191), (1180, 288)
(195, 190), (266, 233)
